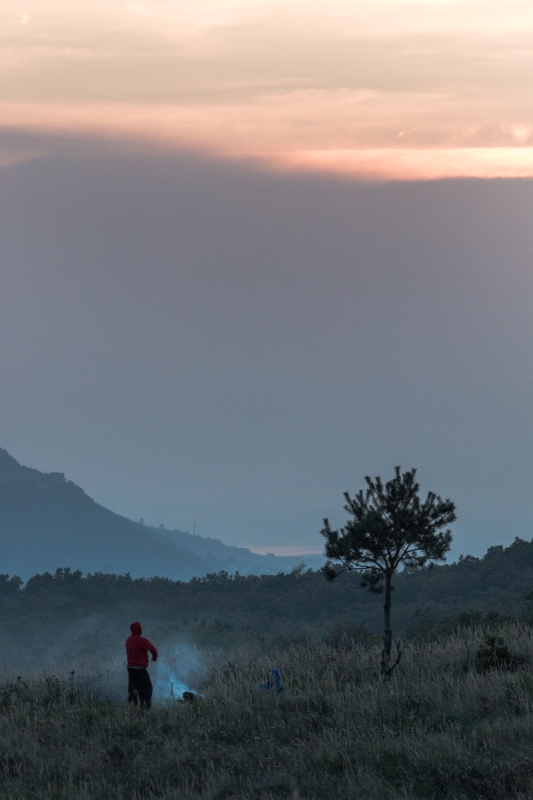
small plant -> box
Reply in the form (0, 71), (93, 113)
(476, 633), (518, 671)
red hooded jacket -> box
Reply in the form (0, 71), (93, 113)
(126, 622), (158, 668)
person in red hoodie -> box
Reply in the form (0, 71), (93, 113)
(126, 621), (158, 708)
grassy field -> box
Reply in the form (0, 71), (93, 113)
(3, 625), (533, 799)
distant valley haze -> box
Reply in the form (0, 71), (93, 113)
(1, 152), (531, 562)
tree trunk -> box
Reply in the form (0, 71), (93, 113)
(381, 571), (393, 677)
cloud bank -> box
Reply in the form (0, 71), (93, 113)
(1, 0), (532, 178)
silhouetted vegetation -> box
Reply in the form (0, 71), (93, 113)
(2, 535), (533, 670)
(2, 523), (533, 797)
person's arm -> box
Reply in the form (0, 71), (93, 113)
(141, 637), (158, 662)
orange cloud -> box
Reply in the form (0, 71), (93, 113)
(272, 148), (533, 180)
(1, 1), (532, 179)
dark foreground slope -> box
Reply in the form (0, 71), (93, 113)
(0, 448), (323, 580)
(3, 626), (533, 800)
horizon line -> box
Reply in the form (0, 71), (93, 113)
(248, 546), (325, 557)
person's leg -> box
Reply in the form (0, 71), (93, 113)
(138, 670), (153, 708)
(127, 668), (139, 706)
(145, 672), (153, 707)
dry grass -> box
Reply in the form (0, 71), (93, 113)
(2, 624), (533, 799)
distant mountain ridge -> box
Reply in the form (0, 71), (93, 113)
(0, 448), (324, 580)
(0, 448), (65, 487)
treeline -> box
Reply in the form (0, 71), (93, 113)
(1, 536), (533, 664)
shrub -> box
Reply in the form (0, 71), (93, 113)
(475, 633), (520, 672)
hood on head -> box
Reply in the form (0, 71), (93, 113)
(130, 621), (142, 636)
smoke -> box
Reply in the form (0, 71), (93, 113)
(0, 639), (205, 707)
(0, 610), (207, 705)
(151, 641), (203, 701)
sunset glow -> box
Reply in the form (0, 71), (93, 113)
(2, 0), (532, 177)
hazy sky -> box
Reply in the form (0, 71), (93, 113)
(0, 2), (532, 558)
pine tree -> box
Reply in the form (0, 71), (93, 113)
(321, 466), (456, 677)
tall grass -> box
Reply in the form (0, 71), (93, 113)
(2, 624), (533, 799)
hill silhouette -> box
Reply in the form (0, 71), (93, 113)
(0, 449), (324, 580)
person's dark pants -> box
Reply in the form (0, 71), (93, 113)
(127, 667), (153, 708)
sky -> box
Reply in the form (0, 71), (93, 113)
(1, 0), (533, 178)
(0, 1), (532, 559)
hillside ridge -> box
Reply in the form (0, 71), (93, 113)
(0, 448), (324, 580)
